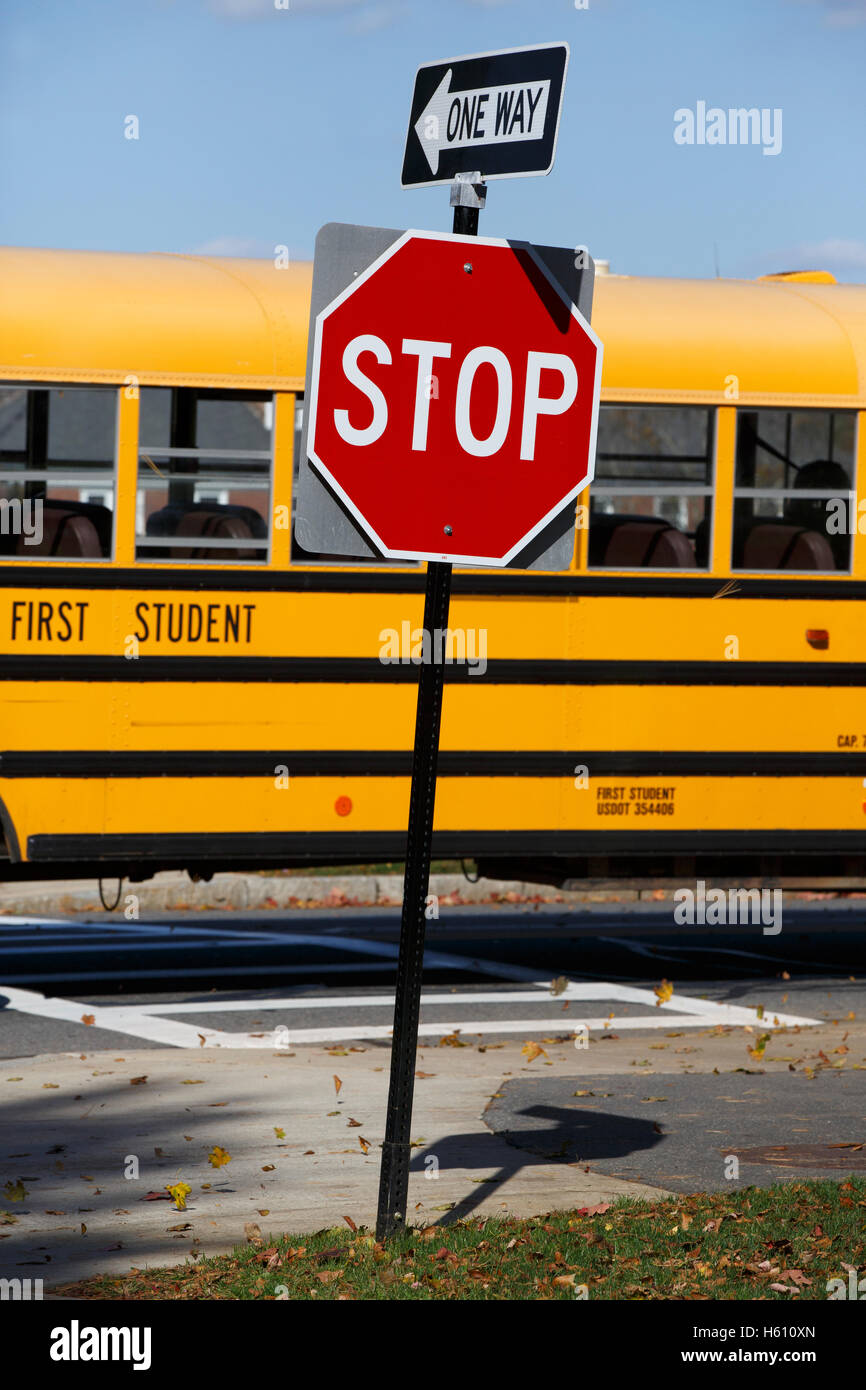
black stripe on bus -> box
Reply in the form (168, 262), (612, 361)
(26, 828), (866, 862)
(4, 750), (866, 778)
(2, 655), (866, 685)
(0, 566), (864, 600)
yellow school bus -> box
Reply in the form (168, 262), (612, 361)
(0, 246), (864, 888)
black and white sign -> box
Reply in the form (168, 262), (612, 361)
(401, 42), (569, 188)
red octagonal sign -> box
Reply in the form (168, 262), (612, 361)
(307, 230), (603, 566)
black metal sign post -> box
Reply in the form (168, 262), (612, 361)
(375, 184), (482, 1242)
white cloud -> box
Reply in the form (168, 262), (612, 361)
(205, 0), (365, 17)
(190, 235), (272, 256)
(769, 238), (866, 274)
(787, 0), (866, 27)
(348, 1), (408, 31)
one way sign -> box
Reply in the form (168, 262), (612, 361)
(401, 42), (569, 188)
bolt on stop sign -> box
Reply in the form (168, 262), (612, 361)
(303, 226), (602, 567)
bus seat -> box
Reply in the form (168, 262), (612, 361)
(743, 522), (834, 570)
(595, 515), (695, 568)
(174, 508), (255, 560)
(16, 506), (102, 558)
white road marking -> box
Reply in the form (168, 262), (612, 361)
(0, 962), (820, 1047)
(0, 913), (80, 926)
(0, 984), (221, 1048)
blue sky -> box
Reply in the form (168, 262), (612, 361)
(1, 0), (865, 281)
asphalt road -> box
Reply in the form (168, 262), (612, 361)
(1, 900), (864, 1211)
(0, 899), (863, 1056)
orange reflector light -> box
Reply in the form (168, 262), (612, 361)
(806, 629), (829, 650)
(335, 796), (353, 817)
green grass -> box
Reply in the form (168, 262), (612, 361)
(53, 1177), (866, 1301)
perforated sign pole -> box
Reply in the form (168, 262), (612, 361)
(375, 182), (482, 1243)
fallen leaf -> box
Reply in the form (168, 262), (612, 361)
(208, 1146), (231, 1169)
(180, 1080), (204, 1085)
(549, 976), (569, 997)
(748, 1032), (772, 1061)
(165, 1182), (191, 1211)
(333, 1075), (342, 1096)
(358, 1137), (371, 1155)
(343, 1215), (358, 1233)
(3, 1181), (27, 1203)
(654, 979), (674, 1007)
(273, 1127), (285, 1139)
(244, 1222), (263, 1246)
(81, 1014), (95, 1027)
(347, 1118), (362, 1127)
(521, 1040), (547, 1063)
(262, 1164), (276, 1172)
(130, 1076), (148, 1086)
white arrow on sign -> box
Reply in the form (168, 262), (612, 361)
(414, 68), (551, 175)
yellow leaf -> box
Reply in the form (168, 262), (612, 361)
(521, 1040), (547, 1063)
(166, 1182), (191, 1211)
(747, 1032), (771, 1061)
(333, 1075), (342, 1095)
(358, 1136), (371, 1155)
(208, 1146), (231, 1169)
(180, 1080), (204, 1085)
(654, 979), (674, 1007)
(273, 1127), (285, 1139)
(3, 1180), (27, 1203)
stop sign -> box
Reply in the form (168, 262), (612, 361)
(306, 230), (602, 565)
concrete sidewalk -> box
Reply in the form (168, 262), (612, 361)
(0, 870), (645, 918)
(3, 1018), (862, 1292)
(1, 1038), (669, 1292)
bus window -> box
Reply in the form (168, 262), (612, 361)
(732, 410), (856, 572)
(0, 385), (117, 559)
(588, 405), (714, 568)
(136, 387), (272, 563)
